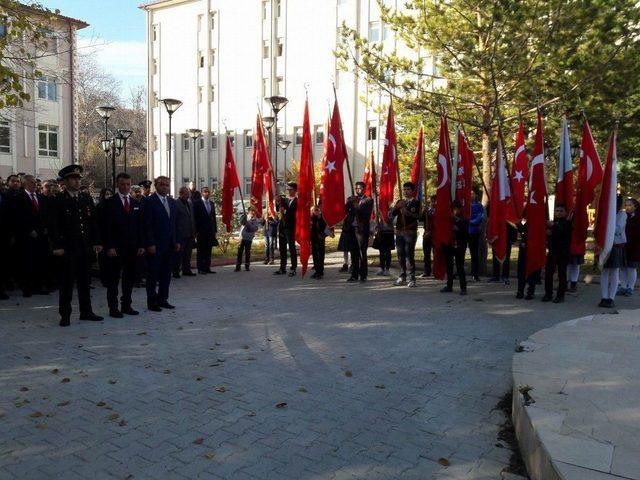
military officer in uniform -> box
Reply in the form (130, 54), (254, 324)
(49, 165), (103, 327)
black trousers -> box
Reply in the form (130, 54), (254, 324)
(545, 253), (568, 298)
(236, 239), (252, 267)
(174, 237), (193, 274)
(422, 235), (432, 276)
(492, 241), (512, 279)
(58, 250), (93, 318)
(312, 238), (326, 275)
(349, 230), (369, 280)
(396, 231), (417, 278)
(379, 248), (392, 270)
(444, 245), (467, 290)
(20, 236), (48, 294)
(146, 250), (172, 305)
(279, 229), (297, 272)
(468, 232), (481, 279)
(196, 237), (213, 272)
(516, 245), (540, 295)
(104, 249), (137, 310)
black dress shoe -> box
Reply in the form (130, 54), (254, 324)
(182, 271), (196, 277)
(288, 270), (296, 277)
(109, 310), (124, 318)
(198, 270), (209, 275)
(148, 304), (162, 312)
(0, 292), (8, 300)
(121, 307), (139, 315)
(59, 316), (70, 327)
(541, 295), (552, 302)
(79, 312), (103, 321)
(440, 286), (453, 293)
(552, 296), (564, 304)
(274, 270), (285, 275)
(234, 266), (241, 272)
(525, 293), (535, 300)
(516, 292), (524, 299)
(158, 301), (175, 309)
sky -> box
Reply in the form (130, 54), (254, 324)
(40, 0), (147, 99)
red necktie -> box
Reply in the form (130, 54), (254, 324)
(31, 193), (39, 212)
(124, 196), (130, 214)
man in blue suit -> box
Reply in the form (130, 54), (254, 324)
(141, 176), (181, 312)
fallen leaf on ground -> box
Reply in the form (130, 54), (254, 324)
(61, 378), (70, 383)
(29, 411), (43, 418)
(51, 369), (59, 374)
(193, 438), (204, 445)
(107, 413), (120, 421)
(389, 371), (396, 374)
(275, 402), (287, 409)
(137, 331), (147, 336)
(57, 401), (70, 407)
(35, 423), (47, 430)
(19, 387), (28, 392)
(247, 412), (256, 417)
(214, 342), (221, 346)
(118, 420), (127, 427)
(177, 326), (183, 330)
(246, 357), (256, 361)
(203, 450), (215, 459)
(215, 387), (227, 393)
(298, 387), (308, 393)
(108, 379), (117, 385)
(438, 458), (450, 467)
(344, 370), (353, 378)
(196, 376), (204, 381)
(96, 401), (106, 407)
(216, 358), (225, 363)
(243, 345), (249, 349)
(164, 369), (171, 374)
(375, 384), (386, 389)
(208, 364), (219, 367)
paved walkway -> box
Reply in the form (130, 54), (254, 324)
(1, 261), (639, 480)
(513, 309), (640, 480)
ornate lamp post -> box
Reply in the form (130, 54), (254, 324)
(95, 105), (116, 188)
(277, 139), (291, 186)
(266, 96), (288, 188)
(117, 129), (133, 173)
(102, 132), (125, 191)
(186, 128), (203, 189)
(161, 98), (183, 182)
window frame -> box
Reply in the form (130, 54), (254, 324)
(38, 124), (58, 157)
(0, 120), (10, 154)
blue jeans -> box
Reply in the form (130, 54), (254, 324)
(265, 234), (275, 261)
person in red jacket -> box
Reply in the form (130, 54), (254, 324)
(620, 198), (640, 296)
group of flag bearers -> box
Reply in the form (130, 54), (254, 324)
(220, 93), (634, 308)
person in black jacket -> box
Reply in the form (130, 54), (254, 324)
(173, 187), (196, 278)
(391, 182), (421, 287)
(515, 218), (541, 300)
(274, 182), (298, 276)
(101, 173), (144, 317)
(543, 204), (572, 303)
(441, 200), (468, 295)
(310, 205), (328, 279)
(0, 189), (10, 300)
(49, 165), (103, 327)
(193, 186), (218, 274)
(344, 181), (374, 283)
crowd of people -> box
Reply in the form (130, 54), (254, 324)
(1, 168), (639, 328)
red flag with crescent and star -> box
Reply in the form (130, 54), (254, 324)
(319, 100), (346, 227)
(221, 135), (241, 232)
(511, 121), (528, 220)
(379, 104), (397, 222)
(432, 116), (453, 280)
(295, 99), (314, 276)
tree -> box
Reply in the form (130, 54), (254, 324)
(337, 0), (640, 198)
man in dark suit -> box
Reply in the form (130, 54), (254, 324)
(0, 187), (10, 300)
(49, 165), (103, 327)
(173, 186), (196, 278)
(274, 182), (298, 277)
(344, 181), (374, 282)
(193, 186), (217, 274)
(141, 176), (180, 311)
(102, 172), (145, 318)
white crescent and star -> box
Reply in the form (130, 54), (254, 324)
(514, 170), (524, 182)
(437, 153), (449, 190)
(328, 134), (337, 153)
(325, 161), (336, 173)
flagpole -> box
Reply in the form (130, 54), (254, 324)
(421, 125), (427, 206)
(332, 83), (355, 196)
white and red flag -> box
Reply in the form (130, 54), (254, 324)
(511, 121), (528, 220)
(570, 120), (603, 256)
(379, 104), (398, 221)
(525, 110), (548, 277)
(487, 136), (512, 263)
(433, 116), (453, 280)
(250, 114), (268, 217)
(455, 130), (474, 219)
(410, 126), (424, 202)
(555, 116), (574, 212)
(295, 99), (315, 277)
(319, 100), (346, 227)
(221, 135), (241, 232)
(594, 127), (619, 269)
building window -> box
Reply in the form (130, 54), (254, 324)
(294, 127), (303, 145)
(262, 40), (269, 59)
(368, 21), (381, 42)
(210, 85), (215, 102)
(199, 51), (204, 68)
(37, 77), (57, 101)
(211, 177), (219, 190)
(43, 30), (57, 54)
(152, 58), (158, 75)
(199, 137), (205, 149)
(276, 76), (284, 95)
(262, 78), (269, 97)
(38, 124), (58, 157)
(383, 24), (391, 41)
(244, 130), (253, 148)
(152, 91), (159, 108)
(152, 135), (158, 151)
(211, 133), (218, 149)
(197, 14), (203, 32)
(276, 0), (281, 17)
(315, 125), (324, 145)
(198, 86), (203, 103)
(244, 177), (251, 195)
(210, 49), (216, 66)
(183, 135), (190, 150)
(277, 37), (283, 57)
(152, 24), (158, 41)
(210, 12), (216, 30)
(262, 1), (268, 20)
(0, 121), (10, 153)
(368, 123), (377, 141)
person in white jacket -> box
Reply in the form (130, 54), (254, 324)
(599, 196), (627, 308)
(235, 207), (262, 272)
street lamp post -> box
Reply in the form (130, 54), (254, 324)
(117, 129), (133, 173)
(262, 115), (275, 178)
(95, 105), (116, 188)
(266, 96), (288, 190)
(102, 133), (124, 192)
(277, 139), (291, 186)
(186, 128), (203, 189)
(161, 98), (183, 184)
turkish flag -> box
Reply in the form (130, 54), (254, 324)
(379, 104), (398, 222)
(488, 137), (512, 263)
(525, 111), (548, 277)
(221, 135), (240, 233)
(433, 116), (452, 280)
(296, 99), (315, 276)
(363, 150), (377, 220)
(511, 121), (528, 220)
(570, 120), (603, 256)
(250, 115), (266, 217)
(319, 100), (346, 227)
(410, 126), (424, 202)
(555, 116), (574, 213)
(455, 130), (474, 220)
(594, 128), (618, 269)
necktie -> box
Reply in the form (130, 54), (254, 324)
(205, 201), (210, 214)
(31, 193), (39, 212)
(124, 196), (130, 214)
(161, 196), (170, 217)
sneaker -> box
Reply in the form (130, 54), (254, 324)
(617, 286), (626, 296)
(608, 299), (615, 308)
(598, 298), (608, 308)
(268, 260), (275, 265)
(440, 286), (453, 293)
(419, 273), (429, 278)
(376, 269), (386, 276)
(382, 270), (391, 277)
(473, 276), (481, 282)
(394, 277), (406, 286)
(273, 269), (285, 275)
(288, 270), (296, 277)
(234, 266), (241, 272)
(59, 316), (70, 327)
(245, 266), (250, 271)
(339, 264), (349, 273)
(346, 277), (358, 283)
(627, 288), (634, 296)
(263, 259), (269, 265)
(407, 280), (416, 288)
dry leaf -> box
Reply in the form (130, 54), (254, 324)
(196, 376), (204, 381)
(344, 370), (353, 378)
(29, 411), (43, 418)
(107, 413), (120, 421)
(216, 358), (225, 363)
(246, 357), (256, 361)
(108, 379), (117, 385)
(203, 450), (215, 459)
(247, 412), (256, 417)
(118, 420), (127, 427)
(438, 458), (450, 467)
(215, 342), (221, 346)
(137, 331), (147, 336)
(215, 387), (226, 393)
(51, 369), (59, 374)
(243, 345), (249, 349)
(375, 384), (386, 389)
(19, 387), (28, 392)
(177, 326), (183, 330)
(96, 401), (106, 407)
(193, 438), (204, 445)
(275, 402), (287, 409)
(208, 363), (219, 367)
(35, 423), (47, 430)
(57, 401), (70, 407)
(298, 387), (308, 393)
(164, 369), (171, 374)
(61, 378), (70, 383)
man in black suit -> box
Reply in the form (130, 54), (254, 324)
(101, 173), (145, 318)
(49, 165), (103, 327)
(173, 186), (196, 278)
(274, 182), (298, 277)
(193, 186), (218, 274)
(141, 176), (180, 311)
(344, 181), (374, 282)
(0, 187), (10, 300)
(13, 174), (49, 296)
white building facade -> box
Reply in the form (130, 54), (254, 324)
(141, 0), (437, 195)
(0, 7), (87, 180)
